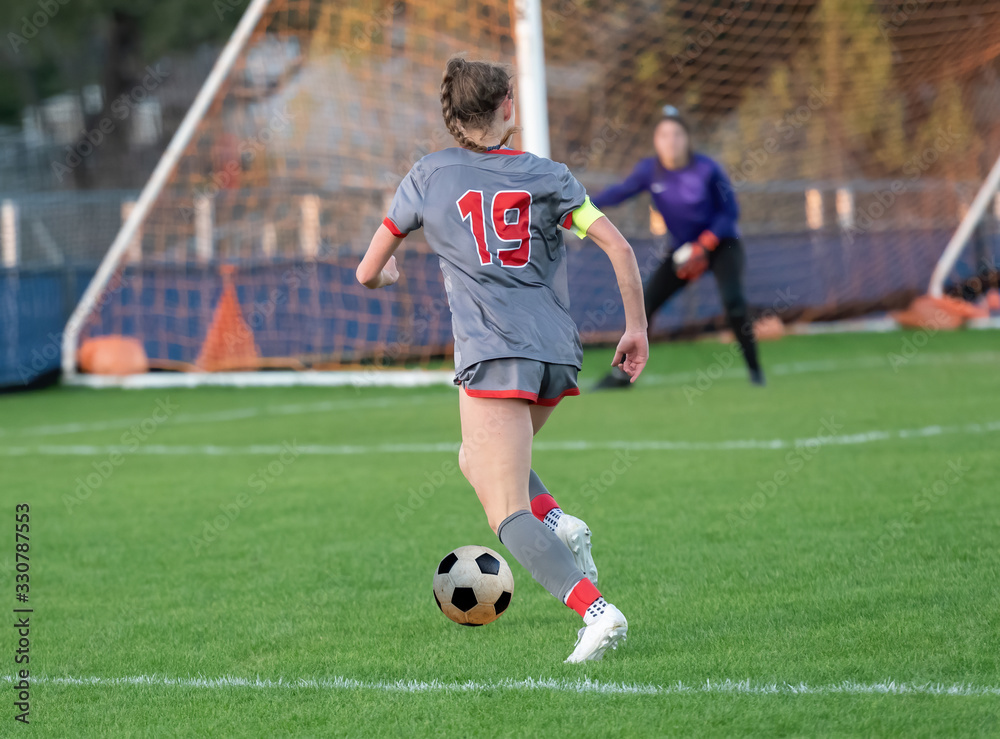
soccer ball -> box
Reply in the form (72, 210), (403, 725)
(433, 545), (514, 626)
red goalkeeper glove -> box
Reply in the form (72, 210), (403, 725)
(675, 231), (718, 281)
(675, 243), (708, 280)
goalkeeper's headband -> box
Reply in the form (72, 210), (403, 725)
(658, 104), (690, 135)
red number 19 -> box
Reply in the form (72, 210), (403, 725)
(457, 190), (532, 268)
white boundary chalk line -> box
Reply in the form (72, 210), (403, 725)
(6, 351), (1000, 439)
(64, 370), (457, 390)
(59, 347), (1000, 390)
(0, 394), (447, 438)
(640, 351), (1000, 386)
(2, 420), (998, 456)
(3, 674), (999, 697)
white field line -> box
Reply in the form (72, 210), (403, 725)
(3, 674), (998, 697)
(640, 351), (1000, 386)
(0, 393), (448, 438)
(1, 421), (998, 457)
(3, 351), (997, 439)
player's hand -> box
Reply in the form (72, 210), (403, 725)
(675, 243), (709, 281)
(379, 256), (400, 287)
(612, 330), (649, 382)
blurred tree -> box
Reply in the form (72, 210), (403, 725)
(0, 0), (248, 186)
(717, 0), (909, 183)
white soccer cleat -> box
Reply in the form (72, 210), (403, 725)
(564, 604), (628, 664)
(555, 514), (598, 586)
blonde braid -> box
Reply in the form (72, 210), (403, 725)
(441, 59), (490, 153)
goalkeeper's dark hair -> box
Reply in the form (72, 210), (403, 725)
(658, 104), (690, 134)
(656, 103), (693, 160)
(441, 56), (518, 153)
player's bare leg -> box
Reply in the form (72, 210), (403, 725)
(457, 390), (534, 532)
(458, 389), (625, 661)
(527, 405), (599, 585)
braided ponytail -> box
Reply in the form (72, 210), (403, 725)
(441, 55), (519, 152)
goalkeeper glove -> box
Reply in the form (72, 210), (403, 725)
(675, 231), (718, 281)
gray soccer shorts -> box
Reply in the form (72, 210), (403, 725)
(454, 358), (580, 406)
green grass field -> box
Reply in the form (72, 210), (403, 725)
(2, 330), (999, 736)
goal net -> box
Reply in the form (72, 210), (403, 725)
(64, 0), (1000, 382)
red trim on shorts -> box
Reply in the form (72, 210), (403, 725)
(533, 387), (581, 407)
(462, 387), (540, 402)
(561, 211), (574, 230)
(462, 387), (579, 406)
(382, 217), (407, 237)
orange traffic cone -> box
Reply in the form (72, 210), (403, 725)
(891, 294), (988, 330)
(195, 265), (260, 371)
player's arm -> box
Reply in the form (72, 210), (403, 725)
(356, 224), (403, 289)
(572, 200), (649, 381)
(590, 159), (650, 210)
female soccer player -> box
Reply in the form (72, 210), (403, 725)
(592, 106), (764, 389)
(357, 57), (648, 663)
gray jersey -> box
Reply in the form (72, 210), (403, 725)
(384, 147), (587, 372)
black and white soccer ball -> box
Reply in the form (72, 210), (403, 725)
(433, 545), (514, 626)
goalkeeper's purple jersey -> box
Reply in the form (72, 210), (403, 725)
(591, 153), (740, 248)
(384, 147), (587, 373)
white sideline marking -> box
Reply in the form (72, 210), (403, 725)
(0, 394), (447, 438)
(640, 351), (1000, 386)
(2, 421), (998, 457)
(3, 674), (998, 697)
(5, 351), (998, 439)
(65, 370), (456, 390)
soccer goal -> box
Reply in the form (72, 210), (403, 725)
(62, 0), (1000, 386)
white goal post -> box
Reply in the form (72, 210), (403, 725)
(60, 0), (273, 383)
(928, 151), (1000, 299)
(61, 0), (551, 387)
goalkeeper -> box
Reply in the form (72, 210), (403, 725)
(591, 106), (764, 389)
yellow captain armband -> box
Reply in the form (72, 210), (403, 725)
(567, 196), (604, 238)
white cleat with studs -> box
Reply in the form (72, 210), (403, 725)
(564, 604), (628, 663)
(555, 514), (598, 586)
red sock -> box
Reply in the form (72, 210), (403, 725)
(530, 493), (560, 521)
(564, 578), (601, 617)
